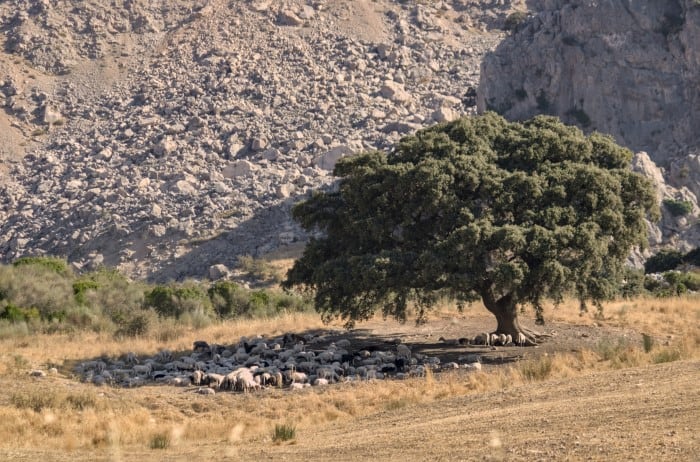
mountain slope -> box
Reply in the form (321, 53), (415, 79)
(0, 0), (518, 280)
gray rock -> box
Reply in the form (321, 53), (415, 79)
(314, 145), (354, 171)
(380, 80), (412, 104)
(278, 10), (303, 27)
(222, 160), (257, 179)
(208, 264), (230, 280)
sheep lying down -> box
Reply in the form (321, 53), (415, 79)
(75, 332), (510, 391)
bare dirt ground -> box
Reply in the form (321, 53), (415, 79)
(230, 360), (700, 462)
(1, 360), (697, 461)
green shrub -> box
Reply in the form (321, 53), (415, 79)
(12, 256), (71, 275)
(149, 432), (171, 450)
(73, 278), (100, 305)
(682, 247), (700, 266)
(272, 424), (296, 443)
(644, 249), (683, 274)
(11, 390), (59, 412)
(0, 303), (40, 323)
(643, 270), (700, 297)
(208, 281), (246, 318)
(0, 264), (76, 321)
(144, 282), (213, 319)
(114, 310), (156, 338)
(653, 348), (681, 364)
(662, 198), (693, 217)
(504, 11), (528, 32)
(596, 337), (632, 362)
(249, 290), (271, 309)
(642, 333), (654, 353)
(618, 268), (646, 298)
(678, 271), (700, 290)
(273, 291), (313, 313)
(662, 271), (687, 294)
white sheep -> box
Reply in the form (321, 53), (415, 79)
(463, 362), (482, 371)
(190, 370), (205, 386)
(204, 372), (225, 389)
(286, 370), (308, 384)
(223, 368), (260, 392)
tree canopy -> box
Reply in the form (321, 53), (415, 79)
(283, 112), (659, 344)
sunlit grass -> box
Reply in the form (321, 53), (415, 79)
(0, 295), (696, 454)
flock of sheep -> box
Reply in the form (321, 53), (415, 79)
(73, 331), (522, 393)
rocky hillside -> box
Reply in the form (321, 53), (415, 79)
(478, 0), (700, 254)
(0, 0), (527, 281)
(1, 0), (697, 281)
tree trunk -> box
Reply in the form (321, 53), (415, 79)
(491, 303), (522, 337)
(481, 291), (543, 345)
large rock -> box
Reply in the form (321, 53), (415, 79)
(222, 160), (257, 179)
(380, 80), (412, 104)
(313, 145), (355, 171)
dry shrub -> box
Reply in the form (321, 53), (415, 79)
(519, 355), (553, 381)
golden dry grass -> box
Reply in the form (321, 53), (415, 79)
(0, 295), (697, 457)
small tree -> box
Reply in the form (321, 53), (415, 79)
(283, 113), (658, 344)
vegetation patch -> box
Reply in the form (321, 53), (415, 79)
(662, 198), (693, 217)
(12, 256), (71, 275)
(504, 11), (528, 32)
(149, 432), (171, 450)
(272, 423), (296, 443)
(519, 355), (553, 381)
(0, 260), (311, 338)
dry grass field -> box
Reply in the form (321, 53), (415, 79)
(0, 296), (698, 461)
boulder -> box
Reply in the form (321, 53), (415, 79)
(222, 160), (257, 179)
(314, 145), (354, 171)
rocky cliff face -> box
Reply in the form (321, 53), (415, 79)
(478, 0), (700, 255)
(479, 0), (700, 162)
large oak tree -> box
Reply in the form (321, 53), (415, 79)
(283, 113), (658, 344)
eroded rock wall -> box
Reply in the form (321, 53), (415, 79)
(479, 0), (700, 164)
